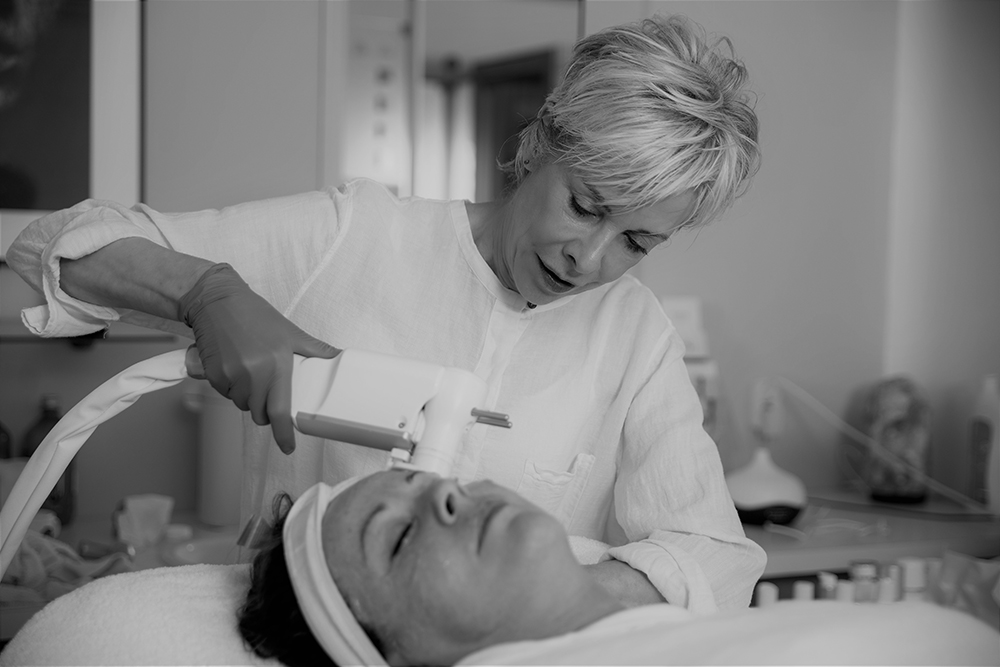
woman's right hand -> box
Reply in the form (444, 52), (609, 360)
(179, 264), (340, 454)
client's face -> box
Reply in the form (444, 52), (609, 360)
(322, 469), (583, 665)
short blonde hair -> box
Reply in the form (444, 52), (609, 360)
(507, 15), (759, 229)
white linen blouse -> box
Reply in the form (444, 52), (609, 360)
(8, 178), (766, 610)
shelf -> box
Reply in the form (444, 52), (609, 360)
(746, 491), (1000, 578)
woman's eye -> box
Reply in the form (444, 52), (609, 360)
(625, 234), (650, 256)
(391, 521), (413, 559)
(569, 195), (596, 218)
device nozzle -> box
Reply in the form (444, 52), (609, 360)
(471, 408), (512, 428)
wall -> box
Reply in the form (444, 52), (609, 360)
(884, 0), (1000, 492)
(144, 0), (341, 211)
(588, 1), (898, 491)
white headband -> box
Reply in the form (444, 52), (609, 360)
(283, 479), (389, 667)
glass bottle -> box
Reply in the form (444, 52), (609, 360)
(21, 394), (75, 525)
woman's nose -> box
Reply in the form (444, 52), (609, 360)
(428, 478), (463, 525)
(565, 227), (615, 276)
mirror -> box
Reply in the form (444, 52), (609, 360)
(342, 0), (579, 201)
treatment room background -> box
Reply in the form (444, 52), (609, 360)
(0, 0), (998, 525)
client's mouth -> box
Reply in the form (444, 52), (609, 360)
(477, 501), (506, 553)
(538, 257), (574, 294)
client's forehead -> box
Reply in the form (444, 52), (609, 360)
(331, 470), (406, 511)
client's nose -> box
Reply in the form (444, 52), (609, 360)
(430, 479), (462, 525)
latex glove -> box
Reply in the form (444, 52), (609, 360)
(179, 263), (340, 453)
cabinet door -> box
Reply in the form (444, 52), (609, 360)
(144, 0), (346, 211)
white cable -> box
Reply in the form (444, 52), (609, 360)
(773, 377), (993, 516)
(0, 350), (190, 578)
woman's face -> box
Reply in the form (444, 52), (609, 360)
(322, 469), (585, 666)
(495, 162), (695, 306)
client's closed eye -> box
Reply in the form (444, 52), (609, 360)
(391, 521), (414, 559)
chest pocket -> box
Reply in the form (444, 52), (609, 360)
(515, 453), (595, 527)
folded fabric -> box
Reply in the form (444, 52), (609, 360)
(0, 528), (132, 604)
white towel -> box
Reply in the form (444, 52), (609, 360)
(0, 564), (275, 666)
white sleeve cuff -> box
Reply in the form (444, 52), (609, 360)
(20, 304), (114, 338)
(26, 207), (157, 337)
(568, 535), (612, 565)
(607, 540), (719, 615)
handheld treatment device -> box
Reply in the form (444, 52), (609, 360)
(0, 347), (510, 577)
(288, 349), (510, 476)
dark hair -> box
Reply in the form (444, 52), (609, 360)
(237, 492), (387, 666)
(237, 493), (337, 667)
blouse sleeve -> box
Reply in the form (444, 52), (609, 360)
(6, 184), (355, 338)
(606, 328), (766, 613)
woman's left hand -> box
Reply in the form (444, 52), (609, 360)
(585, 560), (666, 608)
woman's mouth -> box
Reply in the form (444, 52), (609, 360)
(538, 257), (574, 294)
(477, 501), (507, 553)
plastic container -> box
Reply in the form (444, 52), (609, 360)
(21, 394), (75, 525)
(898, 557), (926, 601)
(183, 382), (243, 528)
(793, 580), (815, 601)
(754, 581), (779, 607)
(970, 374), (1000, 514)
(877, 563), (901, 603)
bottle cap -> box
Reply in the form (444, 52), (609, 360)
(850, 560), (879, 580)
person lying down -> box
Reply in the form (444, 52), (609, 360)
(239, 469), (1000, 667)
